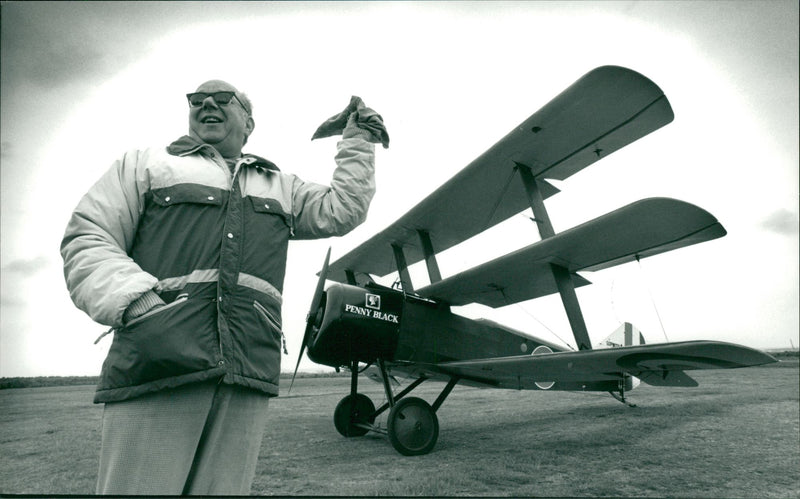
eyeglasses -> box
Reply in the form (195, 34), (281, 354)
(186, 91), (250, 114)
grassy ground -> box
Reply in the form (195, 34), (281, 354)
(1, 363), (797, 496)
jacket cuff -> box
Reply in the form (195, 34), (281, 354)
(122, 290), (165, 323)
(342, 125), (374, 142)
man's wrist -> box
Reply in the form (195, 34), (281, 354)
(123, 290), (166, 323)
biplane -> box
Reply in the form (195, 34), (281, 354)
(289, 66), (777, 455)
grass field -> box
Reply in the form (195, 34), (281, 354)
(1, 363), (798, 497)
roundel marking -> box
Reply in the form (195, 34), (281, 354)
(532, 345), (555, 390)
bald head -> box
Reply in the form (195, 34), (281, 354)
(195, 79), (237, 92)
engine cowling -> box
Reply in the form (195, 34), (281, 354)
(306, 283), (403, 367)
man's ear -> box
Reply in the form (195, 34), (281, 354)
(242, 116), (255, 145)
(246, 116), (255, 137)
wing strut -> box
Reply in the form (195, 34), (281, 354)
(418, 230), (442, 283)
(517, 163), (593, 351)
(392, 244), (414, 293)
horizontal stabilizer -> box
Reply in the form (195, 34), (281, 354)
(430, 341), (776, 386)
(416, 198), (726, 307)
(327, 66), (674, 284)
(636, 370), (698, 387)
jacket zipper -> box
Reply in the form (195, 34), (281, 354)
(216, 296), (225, 363)
(253, 301), (288, 354)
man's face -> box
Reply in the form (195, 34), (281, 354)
(188, 80), (254, 158)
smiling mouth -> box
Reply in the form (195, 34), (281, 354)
(201, 116), (223, 124)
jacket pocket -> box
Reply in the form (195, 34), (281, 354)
(136, 185), (227, 276)
(98, 296), (219, 391)
(249, 196), (292, 235)
(124, 294), (188, 328)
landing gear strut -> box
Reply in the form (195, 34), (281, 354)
(609, 376), (637, 408)
(331, 359), (458, 455)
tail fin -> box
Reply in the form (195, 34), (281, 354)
(597, 322), (645, 348)
(598, 322), (644, 393)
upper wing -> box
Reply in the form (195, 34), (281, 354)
(408, 341), (776, 389)
(327, 66), (674, 283)
(415, 197), (726, 307)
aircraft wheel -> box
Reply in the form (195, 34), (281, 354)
(333, 394), (375, 437)
(387, 397), (439, 456)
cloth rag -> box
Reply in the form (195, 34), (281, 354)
(312, 96), (389, 148)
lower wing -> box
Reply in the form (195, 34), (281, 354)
(390, 341), (776, 390)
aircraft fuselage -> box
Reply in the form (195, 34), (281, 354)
(307, 282), (562, 368)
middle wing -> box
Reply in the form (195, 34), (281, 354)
(416, 197), (726, 307)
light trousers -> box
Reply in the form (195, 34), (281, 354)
(96, 380), (270, 495)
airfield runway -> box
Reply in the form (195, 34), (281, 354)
(1, 363), (797, 496)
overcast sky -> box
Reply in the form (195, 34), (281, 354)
(1, 1), (798, 377)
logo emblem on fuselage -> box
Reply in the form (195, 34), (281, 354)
(343, 293), (399, 324)
(365, 293), (381, 310)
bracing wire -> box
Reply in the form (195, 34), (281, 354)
(501, 288), (576, 351)
(635, 255), (670, 342)
(482, 168), (518, 234)
(480, 166), (578, 350)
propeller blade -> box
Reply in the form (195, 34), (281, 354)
(288, 247), (331, 394)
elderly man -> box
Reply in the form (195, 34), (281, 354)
(61, 80), (385, 494)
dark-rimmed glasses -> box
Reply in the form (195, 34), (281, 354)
(186, 91), (250, 114)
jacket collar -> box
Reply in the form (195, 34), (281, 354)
(166, 135), (280, 172)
